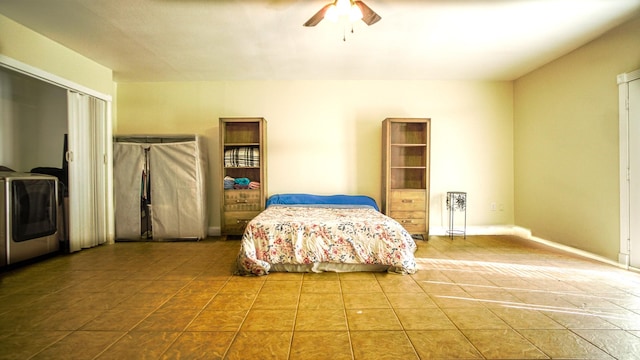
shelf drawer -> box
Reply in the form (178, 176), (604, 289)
(224, 189), (261, 211)
(390, 211), (426, 233)
(389, 190), (426, 211)
(223, 211), (260, 234)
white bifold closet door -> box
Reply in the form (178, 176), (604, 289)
(67, 91), (110, 252)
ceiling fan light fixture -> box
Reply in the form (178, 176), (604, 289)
(325, 5), (339, 22)
(303, 0), (380, 30)
(324, 0), (363, 23)
(349, 4), (363, 22)
(335, 0), (352, 15)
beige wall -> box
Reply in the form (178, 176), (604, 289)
(0, 14), (113, 96)
(116, 80), (514, 233)
(514, 14), (640, 260)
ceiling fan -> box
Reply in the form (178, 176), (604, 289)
(303, 0), (381, 27)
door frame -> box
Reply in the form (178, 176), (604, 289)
(618, 68), (640, 269)
(0, 54), (115, 247)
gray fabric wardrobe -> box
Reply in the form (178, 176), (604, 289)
(113, 135), (207, 241)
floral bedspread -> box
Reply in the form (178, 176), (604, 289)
(235, 205), (417, 275)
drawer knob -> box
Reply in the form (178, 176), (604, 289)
(401, 199), (414, 203)
(236, 199), (248, 203)
(401, 220), (413, 224)
(236, 219), (250, 224)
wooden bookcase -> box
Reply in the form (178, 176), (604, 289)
(219, 117), (267, 237)
(381, 118), (430, 237)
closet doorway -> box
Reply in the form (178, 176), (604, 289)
(0, 55), (114, 252)
(619, 68), (640, 269)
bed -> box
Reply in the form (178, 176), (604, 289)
(235, 194), (418, 276)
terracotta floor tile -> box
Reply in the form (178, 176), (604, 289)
(95, 331), (181, 360)
(519, 329), (615, 359)
(132, 307), (200, 331)
(0, 331), (70, 360)
(395, 308), (457, 330)
(298, 293), (343, 309)
(160, 331), (235, 360)
(252, 291), (300, 309)
(406, 330), (483, 359)
(160, 292), (216, 310)
(31, 330), (123, 360)
(378, 279), (424, 293)
(225, 331), (292, 360)
(430, 291), (489, 308)
(2, 236), (640, 360)
(217, 279), (264, 294)
(301, 280), (341, 293)
(303, 272), (340, 281)
(338, 272), (378, 280)
(205, 292), (256, 310)
(81, 307), (153, 331)
(259, 280), (302, 293)
(241, 309), (296, 331)
(541, 309), (620, 329)
(442, 307), (511, 329)
(290, 331), (352, 360)
(295, 308), (348, 331)
(187, 310), (247, 331)
(113, 292), (173, 309)
(350, 330), (419, 360)
(386, 291), (438, 309)
(346, 308), (402, 330)
(340, 280), (383, 293)
(343, 292), (390, 309)
(489, 307), (564, 329)
(264, 272), (304, 281)
(463, 329), (549, 359)
(573, 329), (640, 360)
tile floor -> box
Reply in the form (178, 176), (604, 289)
(1, 235), (640, 359)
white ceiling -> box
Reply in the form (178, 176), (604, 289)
(1, 0), (639, 82)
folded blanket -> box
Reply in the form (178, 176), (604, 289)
(234, 177), (250, 186)
(224, 176), (235, 189)
(225, 147), (260, 167)
(248, 181), (260, 189)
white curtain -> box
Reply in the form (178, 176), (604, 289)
(67, 91), (109, 251)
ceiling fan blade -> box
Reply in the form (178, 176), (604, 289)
(355, 1), (381, 26)
(303, 3), (332, 27)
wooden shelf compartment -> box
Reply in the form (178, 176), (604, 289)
(390, 145), (427, 167)
(390, 122), (427, 144)
(390, 168), (427, 189)
(224, 122), (261, 144)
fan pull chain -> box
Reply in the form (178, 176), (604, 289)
(342, 24), (356, 42)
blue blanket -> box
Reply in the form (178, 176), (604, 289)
(266, 193), (380, 212)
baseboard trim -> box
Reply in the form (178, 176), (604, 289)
(208, 227), (221, 237)
(429, 225), (625, 269)
(428, 225), (522, 237)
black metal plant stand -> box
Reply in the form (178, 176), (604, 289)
(446, 191), (466, 239)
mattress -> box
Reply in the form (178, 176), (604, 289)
(235, 194), (417, 275)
